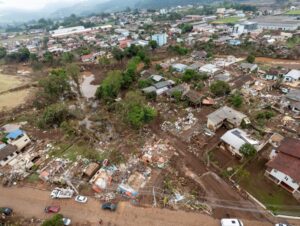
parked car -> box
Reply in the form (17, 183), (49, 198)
(101, 202), (117, 211)
(75, 195), (88, 203)
(44, 206), (60, 213)
(62, 217), (71, 225)
(275, 224), (290, 226)
(221, 218), (244, 226)
(0, 207), (13, 216)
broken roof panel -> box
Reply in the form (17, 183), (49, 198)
(207, 106), (248, 125)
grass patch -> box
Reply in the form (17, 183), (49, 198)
(211, 17), (241, 25)
(26, 173), (40, 183)
(287, 36), (300, 49)
(238, 158), (300, 216)
(50, 143), (107, 162)
(286, 10), (300, 15)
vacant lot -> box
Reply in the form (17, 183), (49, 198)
(0, 89), (33, 111)
(212, 17), (241, 25)
(286, 10), (300, 15)
(0, 73), (23, 93)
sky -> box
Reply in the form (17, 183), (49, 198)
(0, 0), (85, 11)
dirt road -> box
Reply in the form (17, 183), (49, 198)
(0, 186), (274, 226)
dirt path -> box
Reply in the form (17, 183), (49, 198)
(0, 186), (274, 226)
(256, 57), (300, 69)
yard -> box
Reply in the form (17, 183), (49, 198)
(211, 17), (242, 25)
(237, 157), (300, 216)
(0, 73), (23, 93)
(285, 10), (300, 15)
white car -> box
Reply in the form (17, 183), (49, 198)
(75, 195), (88, 203)
(275, 224), (289, 226)
(221, 218), (244, 226)
(62, 218), (71, 226)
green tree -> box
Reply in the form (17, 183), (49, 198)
(61, 52), (74, 64)
(138, 79), (153, 88)
(210, 80), (231, 97)
(123, 91), (157, 129)
(179, 23), (193, 33)
(239, 143), (256, 158)
(112, 47), (125, 62)
(0, 47), (7, 59)
(66, 63), (81, 96)
(246, 54), (255, 64)
(17, 47), (30, 62)
(228, 93), (243, 108)
(96, 70), (122, 101)
(43, 51), (54, 64)
(38, 104), (69, 129)
(29, 53), (38, 62)
(42, 214), (64, 226)
(149, 40), (158, 50)
(39, 68), (70, 102)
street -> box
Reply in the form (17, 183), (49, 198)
(0, 186), (274, 226)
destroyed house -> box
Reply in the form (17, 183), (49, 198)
(207, 106), (250, 132)
(266, 138), (300, 196)
(6, 129), (31, 151)
(0, 143), (18, 166)
(183, 90), (202, 105)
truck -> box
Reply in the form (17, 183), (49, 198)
(50, 187), (74, 199)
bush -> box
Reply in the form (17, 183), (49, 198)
(239, 143), (256, 158)
(182, 69), (208, 82)
(256, 111), (275, 120)
(38, 104), (69, 128)
(138, 79), (153, 88)
(123, 91), (157, 129)
(42, 214), (63, 226)
(246, 54), (255, 64)
(96, 70), (122, 101)
(171, 90), (182, 102)
(228, 93), (243, 108)
(210, 80), (231, 97)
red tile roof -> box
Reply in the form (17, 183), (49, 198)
(267, 138), (300, 183)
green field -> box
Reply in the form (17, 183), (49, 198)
(286, 10), (300, 15)
(211, 17), (241, 25)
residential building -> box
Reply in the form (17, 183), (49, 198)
(207, 106), (250, 132)
(199, 64), (220, 75)
(151, 33), (168, 46)
(6, 129), (31, 151)
(265, 138), (300, 197)
(233, 21), (258, 35)
(0, 143), (18, 166)
(220, 128), (261, 157)
(283, 69), (300, 82)
(172, 63), (188, 73)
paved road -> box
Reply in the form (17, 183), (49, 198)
(0, 186), (275, 226)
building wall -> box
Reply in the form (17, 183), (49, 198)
(151, 34), (167, 46)
(9, 134), (31, 151)
(267, 168), (300, 192)
(0, 152), (17, 166)
(257, 24), (299, 31)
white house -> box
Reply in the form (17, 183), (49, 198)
(220, 128), (261, 157)
(151, 33), (168, 46)
(172, 63), (188, 73)
(0, 143), (18, 166)
(283, 69), (300, 82)
(266, 138), (300, 196)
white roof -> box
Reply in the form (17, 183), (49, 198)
(199, 64), (219, 74)
(221, 128), (259, 156)
(285, 69), (300, 80)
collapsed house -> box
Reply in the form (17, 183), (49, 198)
(0, 143), (18, 166)
(206, 106), (250, 132)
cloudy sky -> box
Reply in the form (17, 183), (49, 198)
(0, 0), (85, 11)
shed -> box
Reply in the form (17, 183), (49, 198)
(183, 90), (202, 105)
(84, 162), (100, 178)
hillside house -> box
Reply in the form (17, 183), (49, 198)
(283, 69), (300, 83)
(0, 143), (18, 166)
